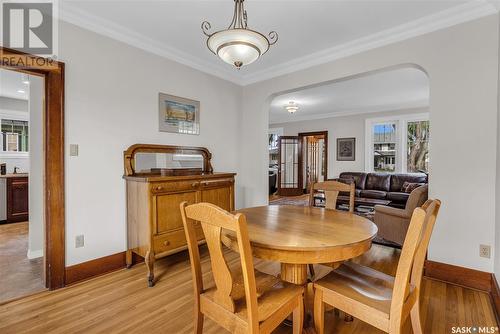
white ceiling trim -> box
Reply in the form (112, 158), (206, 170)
(60, 1), (497, 87)
(269, 99), (429, 125)
(60, 4), (244, 85)
(244, 0), (498, 85)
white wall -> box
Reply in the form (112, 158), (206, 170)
(270, 107), (428, 178)
(59, 21), (242, 266)
(28, 76), (44, 259)
(240, 15), (499, 272)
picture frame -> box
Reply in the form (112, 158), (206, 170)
(337, 137), (356, 161)
(158, 93), (200, 135)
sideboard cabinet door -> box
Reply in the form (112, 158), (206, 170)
(154, 190), (198, 234)
(200, 180), (234, 211)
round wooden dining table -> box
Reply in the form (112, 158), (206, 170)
(222, 205), (378, 285)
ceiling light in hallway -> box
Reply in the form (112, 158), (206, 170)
(285, 101), (299, 114)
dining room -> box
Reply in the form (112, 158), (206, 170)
(1, 1), (500, 333)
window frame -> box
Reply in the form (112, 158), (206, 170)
(0, 112), (29, 158)
(365, 113), (429, 173)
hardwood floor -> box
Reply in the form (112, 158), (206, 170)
(0, 222), (45, 303)
(0, 244), (496, 334)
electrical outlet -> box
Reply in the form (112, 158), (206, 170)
(479, 244), (491, 259)
(69, 144), (79, 157)
(75, 235), (84, 248)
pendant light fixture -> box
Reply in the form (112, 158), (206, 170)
(201, 0), (278, 69)
(285, 102), (299, 114)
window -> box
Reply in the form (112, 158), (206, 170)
(373, 123), (397, 172)
(1, 119), (29, 152)
(407, 120), (429, 173)
(366, 114), (429, 173)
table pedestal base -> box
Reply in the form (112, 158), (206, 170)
(280, 263), (308, 285)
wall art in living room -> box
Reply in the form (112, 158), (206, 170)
(337, 137), (355, 161)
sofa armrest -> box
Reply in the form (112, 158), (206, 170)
(374, 205), (410, 219)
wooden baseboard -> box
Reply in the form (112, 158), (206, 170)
(491, 274), (500, 324)
(65, 251), (143, 285)
(424, 260), (492, 291)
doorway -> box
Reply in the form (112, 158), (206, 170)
(299, 131), (328, 193)
(1, 47), (66, 294)
(0, 69), (45, 301)
(276, 131), (328, 197)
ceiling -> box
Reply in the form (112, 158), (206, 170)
(60, 0), (497, 85)
(269, 67), (429, 124)
(0, 69), (29, 100)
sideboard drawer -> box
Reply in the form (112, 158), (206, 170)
(153, 227), (204, 254)
(200, 178), (233, 189)
(151, 180), (200, 194)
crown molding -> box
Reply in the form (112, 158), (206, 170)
(59, 1), (497, 87)
(269, 99), (429, 125)
(242, 0), (498, 85)
(59, 4), (244, 85)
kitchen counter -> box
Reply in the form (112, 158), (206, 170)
(0, 173), (28, 179)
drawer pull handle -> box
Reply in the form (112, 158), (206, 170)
(156, 186), (163, 191)
(192, 182), (198, 187)
(163, 240), (170, 246)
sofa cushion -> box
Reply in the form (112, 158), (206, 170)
(387, 192), (410, 203)
(360, 190), (387, 199)
(339, 172), (367, 190)
(390, 173), (427, 192)
(365, 173), (391, 192)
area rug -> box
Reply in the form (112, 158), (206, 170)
(269, 195), (309, 206)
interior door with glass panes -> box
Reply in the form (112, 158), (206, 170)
(277, 136), (303, 196)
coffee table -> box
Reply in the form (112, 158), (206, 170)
(313, 193), (391, 207)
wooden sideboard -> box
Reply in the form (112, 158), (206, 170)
(123, 144), (235, 287)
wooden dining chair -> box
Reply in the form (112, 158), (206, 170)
(308, 180), (356, 278)
(180, 201), (305, 334)
(309, 180), (355, 212)
(313, 199), (441, 334)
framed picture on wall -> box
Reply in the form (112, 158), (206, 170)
(337, 137), (355, 161)
(159, 93), (200, 135)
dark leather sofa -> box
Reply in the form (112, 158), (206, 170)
(338, 172), (428, 208)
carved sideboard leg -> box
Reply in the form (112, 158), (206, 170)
(126, 249), (133, 269)
(145, 251), (155, 287)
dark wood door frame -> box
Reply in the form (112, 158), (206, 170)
(1, 47), (66, 289)
(298, 131), (329, 185)
(277, 136), (303, 196)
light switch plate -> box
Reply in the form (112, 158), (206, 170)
(69, 144), (79, 156)
(75, 235), (84, 248)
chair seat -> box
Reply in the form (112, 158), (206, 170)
(202, 269), (303, 322)
(314, 262), (408, 317)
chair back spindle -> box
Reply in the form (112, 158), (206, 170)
(309, 180), (355, 212)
